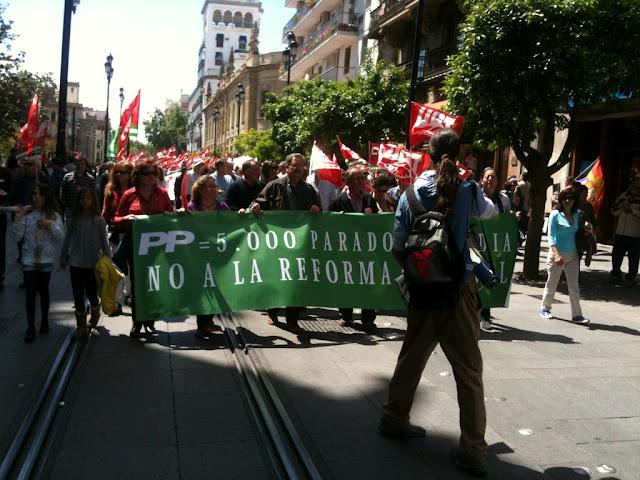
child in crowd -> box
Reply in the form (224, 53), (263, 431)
(12, 184), (64, 343)
(60, 188), (110, 339)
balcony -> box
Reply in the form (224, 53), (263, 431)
(369, 0), (418, 38)
(420, 42), (457, 80)
(282, 0), (345, 40)
(290, 11), (360, 74)
(310, 66), (359, 82)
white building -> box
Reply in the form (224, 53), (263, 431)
(189, 0), (263, 149)
(282, 0), (364, 82)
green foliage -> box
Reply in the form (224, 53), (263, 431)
(0, 5), (57, 153)
(234, 129), (282, 161)
(263, 58), (408, 157)
(143, 106), (188, 152)
(445, 0), (640, 150)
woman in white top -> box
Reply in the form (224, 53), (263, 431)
(13, 183), (64, 342)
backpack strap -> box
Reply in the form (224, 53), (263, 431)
(405, 186), (426, 218)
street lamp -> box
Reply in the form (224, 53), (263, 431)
(55, 0), (81, 165)
(212, 105), (220, 154)
(119, 87), (125, 118)
(282, 31), (298, 86)
(103, 53), (114, 161)
(235, 83), (245, 136)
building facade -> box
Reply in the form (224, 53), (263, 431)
(282, 0), (364, 83)
(203, 51), (286, 155)
(42, 82), (107, 165)
(189, 0), (263, 149)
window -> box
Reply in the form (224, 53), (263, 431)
(343, 46), (351, 75)
(213, 10), (222, 23)
(223, 11), (232, 24)
(233, 12), (243, 27)
(239, 36), (247, 51)
(216, 34), (224, 47)
(215, 52), (223, 65)
(244, 12), (253, 27)
(51, 111), (56, 122)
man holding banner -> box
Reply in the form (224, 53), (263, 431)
(249, 153), (321, 332)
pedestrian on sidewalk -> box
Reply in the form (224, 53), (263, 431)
(540, 187), (588, 323)
(102, 161), (134, 316)
(113, 160), (173, 338)
(59, 155), (97, 222)
(379, 129), (495, 477)
(12, 184), (64, 343)
(185, 176), (229, 338)
(610, 176), (640, 286)
(480, 167), (510, 330)
(60, 188), (110, 339)
(249, 153), (321, 333)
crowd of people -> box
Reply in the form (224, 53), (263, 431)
(1, 130), (639, 477)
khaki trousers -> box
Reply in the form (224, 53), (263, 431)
(382, 280), (488, 460)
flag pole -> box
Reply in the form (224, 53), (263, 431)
(575, 157), (599, 181)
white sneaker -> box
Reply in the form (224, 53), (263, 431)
(539, 308), (553, 319)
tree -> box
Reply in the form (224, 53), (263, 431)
(0, 5), (56, 153)
(234, 129), (282, 160)
(263, 57), (408, 157)
(445, 0), (640, 279)
(143, 106), (188, 152)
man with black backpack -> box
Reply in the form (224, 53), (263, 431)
(378, 129), (495, 477)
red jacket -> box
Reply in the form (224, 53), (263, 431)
(102, 189), (125, 227)
(113, 187), (173, 228)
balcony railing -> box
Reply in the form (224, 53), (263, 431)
(294, 12), (360, 64)
(282, 4), (313, 40)
(397, 42), (457, 80)
(310, 66), (359, 82)
(370, 0), (414, 34)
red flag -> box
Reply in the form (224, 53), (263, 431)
(310, 142), (342, 187)
(458, 162), (472, 180)
(20, 95), (40, 154)
(409, 102), (464, 147)
(117, 90), (141, 159)
(369, 142), (380, 165)
(337, 137), (364, 164)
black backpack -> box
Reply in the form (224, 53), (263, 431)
(403, 187), (465, 309)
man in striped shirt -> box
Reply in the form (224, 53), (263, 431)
(59, 155), (97, 221)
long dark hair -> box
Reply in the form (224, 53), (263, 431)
(33, 183), (60, 220)
(556, 187), (578, 215)
(430, 129), (461, 215)
(71, 188), (100, 229)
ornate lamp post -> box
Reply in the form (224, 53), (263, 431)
(282, 31), (298, 86)
(118, 87), (125, 118)
(55, 0), (81, 165)
(212, 105), (220, 154)
(103, 53), (114, 161)
(235, 83), (245, 136)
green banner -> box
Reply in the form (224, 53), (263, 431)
(131, 212), (518, 321)
(471, 213), (519, 308)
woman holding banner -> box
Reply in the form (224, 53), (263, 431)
(186, 176), (229, 338)
(114, 160), (173, 338)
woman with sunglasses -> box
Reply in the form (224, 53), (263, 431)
(102, 162), (134, 315)
(540, 187), (588, 323)
(113, 160), (173, 337)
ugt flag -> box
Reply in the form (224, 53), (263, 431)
(310, 142), (342, 187)
(117, 90), (141, 159)
(409, 102), (464, 147)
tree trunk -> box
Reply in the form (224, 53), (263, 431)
(522, 115), (555, 280)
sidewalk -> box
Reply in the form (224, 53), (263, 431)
(2, 226), (638, 479)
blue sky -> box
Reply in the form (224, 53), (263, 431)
(4, 0), (291, 139)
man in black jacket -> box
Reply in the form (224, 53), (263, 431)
(227, 159), (265, 210)
(328, 167), (379, 332)
(250, 153), (321, 332)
